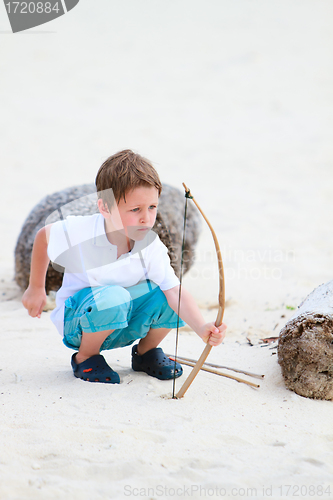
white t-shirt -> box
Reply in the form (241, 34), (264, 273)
(47, 213), (179, 336)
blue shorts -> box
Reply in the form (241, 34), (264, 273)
(63, 280), (185, 351)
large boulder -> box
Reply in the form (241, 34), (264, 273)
(15, 183), (201, 293)
(278, 280), (333, 400)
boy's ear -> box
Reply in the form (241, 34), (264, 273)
(97, 198), (110, 218)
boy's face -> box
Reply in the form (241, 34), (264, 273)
(101, 185), (159, 241)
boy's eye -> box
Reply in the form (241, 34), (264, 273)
(131, 205), (157, 212)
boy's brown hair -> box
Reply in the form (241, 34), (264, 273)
(95, 149), (162, 208)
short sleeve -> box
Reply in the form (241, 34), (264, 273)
(47, 219), (85, 273)
(144, 237), (180, 290)
(47, 220), (70, 264)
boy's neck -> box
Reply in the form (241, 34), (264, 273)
(103, 220), (134, 257)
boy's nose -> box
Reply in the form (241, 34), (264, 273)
(140, 209), (150, 223)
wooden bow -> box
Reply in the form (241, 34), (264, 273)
(176, 183), (225, 398)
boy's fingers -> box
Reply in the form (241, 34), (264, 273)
(28, 301), (44, 318)
(37, 301), (45, 318)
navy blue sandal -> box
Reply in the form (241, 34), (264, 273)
(131, 344), (183, 380)
(71, 354), (120, 384)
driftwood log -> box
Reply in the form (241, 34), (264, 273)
(278, 280), (333, 400)
(15, 183), (201, 293)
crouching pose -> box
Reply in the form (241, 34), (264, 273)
(22, 150), (227, 383)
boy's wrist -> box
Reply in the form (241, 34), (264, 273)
(28, 282), (46, 292)
(195, 324), (208, 340)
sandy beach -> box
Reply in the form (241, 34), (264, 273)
(0, 1), (333, 499)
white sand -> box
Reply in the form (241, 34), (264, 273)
(0, 1), (333, 498)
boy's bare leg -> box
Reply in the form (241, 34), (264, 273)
(137, 328), (171, 355)
(75, 329), (115, 364)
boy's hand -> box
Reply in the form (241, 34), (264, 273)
(199, 322), (227, 346)
(22, 286), (47, 318)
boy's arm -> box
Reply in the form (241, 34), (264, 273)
(163, 286), (226, 346)
(22, 224), (53, 318)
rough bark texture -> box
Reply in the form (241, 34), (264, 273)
(15, 183), (201, 293)
(278, 280), (333, 400)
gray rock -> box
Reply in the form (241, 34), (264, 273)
(15, 183), (201, 293)
(278, 280), (333, 400)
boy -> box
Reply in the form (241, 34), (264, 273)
(22, 150), (226, 383)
